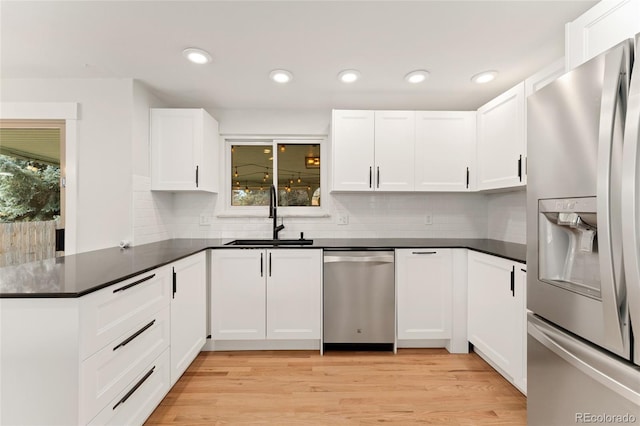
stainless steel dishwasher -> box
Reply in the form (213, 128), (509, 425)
(323, 250), (395, 350)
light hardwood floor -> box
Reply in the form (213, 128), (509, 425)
(146, 349), (526, 425)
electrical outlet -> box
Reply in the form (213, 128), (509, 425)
(424, 213), (433, 225)
(199, 214), (211, 226)
(337, 214), (349, 225)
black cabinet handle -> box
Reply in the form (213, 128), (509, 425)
(377, 167), (380, 188)
(195, 165), (199, 187)
(517, 156), (522, 182)
(113, 274), (155, 294)
(466, 167), (470, 189)
(113, 366), (155, 410)
(521, 268), (527, 273)
(172, 268), (177, 299)
(412, 251), (436, 255)
(369, 167), (372, 188)
(113, 319), (156, 351)
(269, 252), (272, 277)
(260, 253), (264, 277)
(510, 266), (515, 297)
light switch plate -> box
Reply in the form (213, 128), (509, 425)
(424, 213), (433, 225)
(337, 214), (349, 225)
(199, 214), (211, 226)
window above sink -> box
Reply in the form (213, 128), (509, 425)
(222, 138), (328, 218)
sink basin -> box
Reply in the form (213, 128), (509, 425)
(225, 239), (314, 246)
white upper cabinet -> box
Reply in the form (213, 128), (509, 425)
(333, 109), (477, 192)
(414, 112), (476, 191)
(374, 111), (415, 191)
(566, 0), (640, 70)
(476, 82), (526, 191)
(331, 110), (375, 191)
(150, 108), (219, 192)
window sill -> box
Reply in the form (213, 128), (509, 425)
(217, 210), (330, 219)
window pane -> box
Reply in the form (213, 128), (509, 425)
(277, 143), (320, 207)
(231, 145), (273, 206)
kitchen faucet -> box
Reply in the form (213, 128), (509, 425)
(269, 184), (285, 240)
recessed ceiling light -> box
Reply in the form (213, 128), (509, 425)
(471, 70), (498, 84)
(338, 69), (361, 83)
(182, 48), (212, 65)
(269, 69), (293, 84)
(404, 70), (430, 84)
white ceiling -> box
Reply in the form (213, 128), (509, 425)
(0, 0), (597, 111)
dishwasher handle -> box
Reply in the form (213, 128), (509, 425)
(324, 254), (394, 264)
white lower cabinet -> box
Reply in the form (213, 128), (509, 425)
(170, 252), (207, 385)
(88, 349), (171, 426)
(467, 251), (526, 393)
(396, 249), (453, 340)
(0, 251), (207, 426)
(211, 249), (322, 342)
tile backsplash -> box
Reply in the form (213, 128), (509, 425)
(133, 181), (527, 245)
(168, 191), (490, 241)
(486, 190), (527, 244)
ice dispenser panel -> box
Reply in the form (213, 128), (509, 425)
(538, 197), (601, 299)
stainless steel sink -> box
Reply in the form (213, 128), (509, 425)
(224, 239), (314, 246)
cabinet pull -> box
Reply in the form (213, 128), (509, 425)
(269, 252), (272, 277)
(377, 167), (380, 188)
(369, 167), (372, 188)
(195, 165), (199, 187)
(112, 366), (155, 410)
(466, 167), (470, 189)
(521, 268), (527, 273)
(113, 274), (155, 294)
(517, 155), (522, 182)
(172, 268), (177, 299)
(113, 319), (156, 351)
(510, 266), (515, 297)
(260, 253), (263, 277)
(412, 251), (437, 255)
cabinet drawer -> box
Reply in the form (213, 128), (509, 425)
(88, 348), (170, 426)
(80, 306), (170, 425)
(80, 266), (171, 359)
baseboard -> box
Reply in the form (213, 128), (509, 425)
(202, 339), (321, 351)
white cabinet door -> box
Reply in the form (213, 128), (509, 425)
(516, 266), (527, 394)
(211, 250), (266, 340)
(374, 111), (415, 191)
(414, 112), (476, 191)
(331, 110), (375, 191)
(396, 249), (453, 340)
(476, 82), (525, 190)
(566, 0), (640, 70)
(170, 252), (206, 385)
(150, 108), (219, 192)
(467, 251), (524, 388)
(266, 249), (322, 340)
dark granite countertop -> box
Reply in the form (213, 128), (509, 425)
(0, 238), (526, 298)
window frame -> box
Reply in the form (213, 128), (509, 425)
(222, 137), (328, 218)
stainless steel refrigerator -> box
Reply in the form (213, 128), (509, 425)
(527, 34), (640, 425)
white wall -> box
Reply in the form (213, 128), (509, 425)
(486, 190), (527, 244)
(131, 81), (174, 246)
(1, 78), (134, 253)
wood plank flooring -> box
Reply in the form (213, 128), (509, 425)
(145, 349), (526, 425)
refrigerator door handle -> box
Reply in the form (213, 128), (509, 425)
(596, 43), (629, 356)
(621, 35), (640, 364)
(528, 316), (640, 405)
